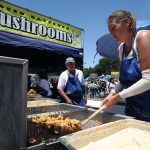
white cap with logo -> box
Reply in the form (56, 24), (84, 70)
(65, 57), (75, 64)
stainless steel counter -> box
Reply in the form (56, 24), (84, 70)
(26, 103), (132, 149)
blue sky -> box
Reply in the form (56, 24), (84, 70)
(6, 0), (150, 68)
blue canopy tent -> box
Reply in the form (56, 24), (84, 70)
(0, 30), (83, 58)
(0, 30), (83, 73)
(96, 33), (119, 60)
(96, 25), (150, 60)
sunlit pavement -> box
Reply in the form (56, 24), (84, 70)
(86, 95), (126, 115)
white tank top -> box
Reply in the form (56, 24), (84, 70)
(118, 31), (144, 62)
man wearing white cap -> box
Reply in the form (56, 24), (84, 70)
(57, 57), (87, 106)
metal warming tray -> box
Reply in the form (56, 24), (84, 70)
(27, 103), (87, 117)
(26, 103), (132, 149)
(59, 119), (150, 150)
(27, 100), (59, 108)
(27, 94), (42, 101)
(27, 95), (61, 103)
(27, 104), (87, 148)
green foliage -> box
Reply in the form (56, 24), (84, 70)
(83, 67), (94, 78)
(83, 57), (119, 77)
(83, 68), (89, 78)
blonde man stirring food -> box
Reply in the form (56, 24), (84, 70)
(101, 10), (150, 121)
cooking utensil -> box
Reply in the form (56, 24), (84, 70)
(81, 105), (106, 127)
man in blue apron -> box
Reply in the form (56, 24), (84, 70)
(100, 10), (150, 122)
(57, 57), (87, 107)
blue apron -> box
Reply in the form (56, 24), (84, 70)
(119, 45), (150, 122)
(62, 74), (85, 106)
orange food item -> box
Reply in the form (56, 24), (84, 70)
(28, 89), (36, 96)
(32, 114), (81, 134)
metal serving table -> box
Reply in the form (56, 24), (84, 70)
(25, 103), (132, 150)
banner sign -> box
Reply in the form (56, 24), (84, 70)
(0, 1), (83, 48)
(111, 71), (119, 78)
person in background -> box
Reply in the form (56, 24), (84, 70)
(101, 10), (150, 122)
(36, 70), (52, 98)
(28, 75), (32, 91)
(50, 79), (59, 98)
(57, 57), (87, 106)
(89, 81), (95, 98)
(106, 77), (116, 93)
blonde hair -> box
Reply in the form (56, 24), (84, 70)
(107, 10), (136, 35)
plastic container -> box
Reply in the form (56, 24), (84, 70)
(59, 119), (150, 150)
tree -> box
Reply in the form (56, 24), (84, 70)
(83, 57), (119, 77)
(97, 58), (119, 74)
(83, 67), (94, 78)
(83, 68), (90, 78)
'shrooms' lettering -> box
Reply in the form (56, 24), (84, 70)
(0, 12), (72, 43)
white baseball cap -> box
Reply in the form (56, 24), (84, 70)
(65, 57), (75, 64)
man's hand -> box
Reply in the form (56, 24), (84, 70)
(101, 94), (121, 110)
(66, 99), (73, 104)
(58, 89), (73, 104)
(100, 92), (114, 107)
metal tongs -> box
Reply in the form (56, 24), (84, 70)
(81, 105), (106, 127)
